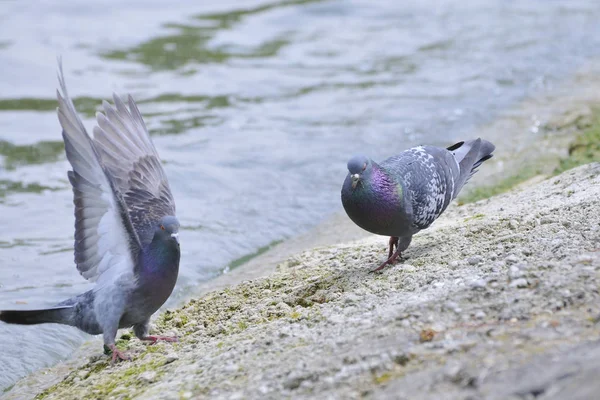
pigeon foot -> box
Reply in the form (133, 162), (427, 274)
(371, 250), (403, 273)
(141, 335), (179, 345)
(107, 344), (130, 363)
(370, 237), (402, 273)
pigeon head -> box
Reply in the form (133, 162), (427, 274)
(155, 215), (180, 245)
(346, 155), (371, 189)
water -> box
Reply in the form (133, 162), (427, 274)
(1, 0), (600, 390)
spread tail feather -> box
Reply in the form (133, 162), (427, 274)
(0, 306), (74, 326)
(448, 138), (495, 197)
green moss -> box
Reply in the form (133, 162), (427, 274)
(174, 315), (189, 328)
(32, 246), (383, 397)
(87, 360), (165, 397)
(35, 359), (109, 399)
(373, 372), (392, 384)
(411, 258), (427, 267)
(143, 345), (163, 354)
(83, 362), (110, 380)
(464, 213), (485, 222)
(458, 165), (542, 205)
(115, 338), (130, 348)
(38, 357), (166, 398)
(460, 107), (600, 205)
(157, 309), (175, 328)
(554, 110), (600, 174)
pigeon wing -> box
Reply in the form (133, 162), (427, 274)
(91, 94), (176, 245)
(57, 64), (140, 285)
(382, 146), (458, 231)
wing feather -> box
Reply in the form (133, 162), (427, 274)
(92, 93), (176, 245)
(57, 62), (139, 286)
(382, 145), (458, 231)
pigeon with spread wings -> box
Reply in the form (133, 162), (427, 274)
(0, 63), (181, 362)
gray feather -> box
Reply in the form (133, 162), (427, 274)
(341, 138), (495, 243)
(449, 138), (496, 196)
(0, 307), (74, 326)
(91, 94), (176, 245)
(1, 61), (180, 355)
(57, 62), (141, 282)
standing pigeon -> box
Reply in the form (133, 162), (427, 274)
(0, 63), (181, 362)
(341, 139), (495, 272)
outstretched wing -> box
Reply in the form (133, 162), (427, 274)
(56, 63), (140, 285)
(92, 94), (176, 245)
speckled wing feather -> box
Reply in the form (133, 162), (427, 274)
(92, 93), (176, 245)
(56, 63), (139, 285)
(381, 146), (458, 231)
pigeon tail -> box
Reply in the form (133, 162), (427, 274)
(448, 138), (495, 196)
(0, 306), (74, 326)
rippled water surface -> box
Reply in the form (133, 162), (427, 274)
(2, 0), (600, 390)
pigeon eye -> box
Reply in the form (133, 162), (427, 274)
(160, 225), (165, 230)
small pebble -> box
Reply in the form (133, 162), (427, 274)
(224, 363), (238, 373)
(576, 254), (593, 265)
(509, 278), (528, 288)
(514, 261), (529, 270)
(402, 264), (416, 273)
(258, 385), (270, 395)
(468, 255), (484, 265)
(344, 293), (360, 304)
(139, 371), (157, 383)
(165, 353), (179, 364)
(505, 254), (519, 265)
(509, 265), (523, 279)
(469, 279), (486, 289)
(445, 301), (459, 310)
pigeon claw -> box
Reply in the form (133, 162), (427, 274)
(141, 335), (179, 346)
(108, 344), (130, 364)
(370, 238), (403, 273)
(370, 253), (402, 273)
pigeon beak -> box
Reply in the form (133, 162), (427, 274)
(171, 232), (179, 244)
(351, 173), (360, 189)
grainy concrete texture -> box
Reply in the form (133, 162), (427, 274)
(8, 162), (598, 400)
